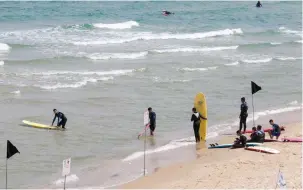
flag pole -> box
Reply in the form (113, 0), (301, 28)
(251, 93), (255, 128)
(143, 124), (147, 176)
(63, 175), (66, 190)
(5, 158), (7, 190)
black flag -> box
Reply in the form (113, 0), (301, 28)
(7, 140), (20, 159)
(251, 81), (261, 95)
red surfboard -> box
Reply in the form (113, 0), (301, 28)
(281, 137), (302, 142)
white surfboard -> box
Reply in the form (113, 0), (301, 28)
(245, 146), (280, 154)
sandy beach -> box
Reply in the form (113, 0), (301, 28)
(120, 121), (302, 189)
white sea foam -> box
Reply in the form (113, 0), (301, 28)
(38, 77), (113, 90)
(295, 40), (302, 43)
(270, 42), (282, 45)
(0, 43), (11, 51)
(153, 46), (238, 53)
(30, 69), (135, 76)
(242, 58), (273, 63)
(179, 66), (218, 72)
(93, 21), (139, 29)
(73, 28), (243, 45)
(87, 52), (147, 60)
(11, 90), (20, 94)
(275, 57), (302, 61)
(54, 174), (79, 185)
(279, 26), (302, 36)
(225, 61), (239, 66)
(0, 60), (4, 66)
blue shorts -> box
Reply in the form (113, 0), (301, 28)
(272, 131), (280, 137)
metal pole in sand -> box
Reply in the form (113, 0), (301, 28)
(143, 124), (147, 176)
(5, 158), (7, 189)
(251, 93), (255, 128)
(63, 175), (66, 190)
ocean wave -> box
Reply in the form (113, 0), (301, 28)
(93, 21), (139, 29)
(54, 174), (79, 186)
(178, 66), (218, 72)
(10, 90), (20, 94)
(270, 42), (282, 45)
(295, 40), (302, 43)
(152, 76), (191, 83)
(152, 46), (238, 53)
(123, 103), (302, 162)
(0, 43), (11, 51)
(30, 69), (136, 76)
(242, 58), (273, 63)
(224, 61), (239, 66)
(73, 28), (243, 45)
(87, 52), (147, 60)
(275, 57), (302, 61)
(38, 77), (113, 90)
(279, 27), (302, 36)
(0, 60), (4, 66)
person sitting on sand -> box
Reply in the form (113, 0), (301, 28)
(268, 119), (281, 140)
(247, 127), (260, 142)
(232, 130), (247, 148)
(257, 125), (265, 142)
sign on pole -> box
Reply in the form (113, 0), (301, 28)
(62, 158), (71, 177)
(144, 111), (149, 126)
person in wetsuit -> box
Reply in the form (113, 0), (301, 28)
(232, 130), (247, 148)
(239, 97), (248, 133)
(52, 109), (67, 129)
(256, 1), (262, 7)
(247, 127), (259, 142)
(268, 119), (281, 140)
(257, 125), (265, 142)
(162, 10), (174, 15)
(191, 107), (207, 143)
(148, 107), (156, 136)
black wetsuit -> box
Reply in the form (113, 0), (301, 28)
(256, 1), (262, 7)
(233, 134), (247, 148)
(52, 112), (67, 128)
(191, 112), (201, 142)
(239, 102), (248, 132)
(163, 11), (173, 15)
(149, 111), (156, 133)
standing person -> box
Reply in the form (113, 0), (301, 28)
(268, 119), (281, 140)
(191, 108), (207, 143)
(52, 109), (67, 129)
(239, 97), (248, 133)
(148, 107), (156, 136)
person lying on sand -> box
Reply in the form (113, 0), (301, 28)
(232, 130), (247, 148)
(268, 119), (281, 140)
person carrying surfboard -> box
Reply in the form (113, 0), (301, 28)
(239, 97), (248, 133)
(52, 109), (67, 129)
(191, 107), (207, 143)
(148, 107), (156, 136)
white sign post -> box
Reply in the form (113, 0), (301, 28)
(62, 158), (71, 190)
(143, 110), (149, 176)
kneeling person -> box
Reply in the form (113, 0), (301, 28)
(52, 109), (67, 129)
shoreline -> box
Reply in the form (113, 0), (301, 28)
(118, 111), (302, 189)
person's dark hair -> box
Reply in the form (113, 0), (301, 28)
(241, 97), (245, 101)
(269, 119), (273, 123)
(148, 107), (152, 111)
(192, 107), (196, 112)
(53, 109), (57, 112)
(257, 125), (262, 130)
(252, 127), (257, 131)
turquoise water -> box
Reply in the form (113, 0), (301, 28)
(0, 1), (302, 188)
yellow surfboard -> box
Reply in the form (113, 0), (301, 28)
(22, 120), (62, 130)
(194, 92), (208, 141)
